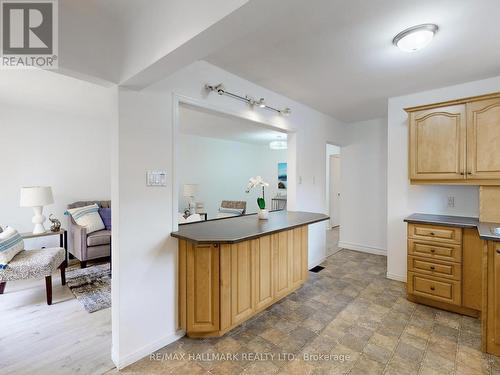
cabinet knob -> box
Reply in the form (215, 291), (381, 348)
(460, 172), (464, 175)
(430, 286), (435, 291)
(496, 249), (500, 254)
(430, 249), (436, 253)
(213, 244), (219, 248)
(468, 172), (472, 175)
(430, 232), (435, 236)
(430, 266), (435, 270)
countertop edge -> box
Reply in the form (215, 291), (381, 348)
(404, 214), (500, 242)
(171, 215), (329, 244)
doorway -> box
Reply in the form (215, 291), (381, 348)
(326, 143), (341, 256)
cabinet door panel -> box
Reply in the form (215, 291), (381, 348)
(467, 99), (500, 179)
(494, 243), (500, 345)
(301, 226), (309, 281)
(231, 241), (254, 325)
(291, 228), (304, 288)
(273, 231), (291, 299)
(409, 105), (466, 180)
(187, 244), (219, 332)
(253, 236), (274, 310)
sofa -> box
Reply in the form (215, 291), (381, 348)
(67, 201), (111, 268)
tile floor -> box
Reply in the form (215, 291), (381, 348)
(111, 249), (500, 375)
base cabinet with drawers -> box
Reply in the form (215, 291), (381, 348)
(406, 223), (482, 317)
(178, 226), (308, 337)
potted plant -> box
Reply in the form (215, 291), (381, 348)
(245, 176), (269, 220)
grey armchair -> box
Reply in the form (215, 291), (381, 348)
(67, 201), (111, 268)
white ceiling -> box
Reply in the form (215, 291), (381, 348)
(205, 0), (500, 122)
(179, 104), (287, 145)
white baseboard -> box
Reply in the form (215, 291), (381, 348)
(112, 330), (185, 370)
(386, 272), (406, 282)
(338, 241), (387, 256)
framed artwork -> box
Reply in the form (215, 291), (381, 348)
(278, 162), (287, 190)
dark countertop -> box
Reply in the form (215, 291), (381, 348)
(171, 211), (329, 244)
(404, 213), (500, 242)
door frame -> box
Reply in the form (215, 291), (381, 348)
(171, 93), (297, 232)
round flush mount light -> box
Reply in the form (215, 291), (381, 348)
(269, 136), (287, 150)
(393, 24), (438, 52)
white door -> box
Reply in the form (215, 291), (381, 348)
(329, 155), (341, 227)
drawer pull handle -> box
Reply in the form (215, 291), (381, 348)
(430, 286), (435, 291)
(430, 266), (435, 270)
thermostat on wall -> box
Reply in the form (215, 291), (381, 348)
(146, 170), (167, 186)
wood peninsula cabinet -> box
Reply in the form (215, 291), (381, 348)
(406, 93), (500, 184)
(172, 211), (328, 338)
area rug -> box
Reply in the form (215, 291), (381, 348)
(66, 264), (111, 313)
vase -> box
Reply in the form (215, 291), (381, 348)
(258, 209), (269, 220)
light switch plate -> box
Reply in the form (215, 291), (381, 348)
(146, 170), (167, 186)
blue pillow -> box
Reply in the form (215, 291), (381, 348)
(98, 208), (111, 230)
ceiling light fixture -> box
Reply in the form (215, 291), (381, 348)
(269, 136), (287, 150)
(205, 83), (291, 116)
(393, 24), (438, 52)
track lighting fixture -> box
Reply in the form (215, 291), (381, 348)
(205, 83), (291, 116)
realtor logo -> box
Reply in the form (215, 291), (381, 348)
(1, 0), (58, 68)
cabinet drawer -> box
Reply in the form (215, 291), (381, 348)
(408, 223), (462, 244)
(408, 239), (462, 263)
(408, 256), (461, 280)
(408, 272), (461, 305)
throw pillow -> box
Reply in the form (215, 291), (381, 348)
(65, 204), (105, 234)
(98, 208), (111, 230)
(0, 227), (24, 269)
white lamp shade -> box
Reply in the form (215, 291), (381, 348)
(20, 186), (54, 207)
(183, 184), (198, 197)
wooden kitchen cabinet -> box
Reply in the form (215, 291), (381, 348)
(406, 92), (500, 184)
(482, 240), (500, 356)
(186, 243), (220, 333)
(406, 223), (481, 317)
(409, 104), (466, 181)
(253, 236), (274, 311)
(178, 225), (309, 337)
(467, 98), (500, 180)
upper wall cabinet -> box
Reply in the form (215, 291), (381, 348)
(467, 98), (500, 180)
(406, 93), (500, 185)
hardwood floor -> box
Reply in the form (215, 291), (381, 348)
(0, 262), (114, 375)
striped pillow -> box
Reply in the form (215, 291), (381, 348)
(66, 204), (105, 234)
(0, 227), (24, 269)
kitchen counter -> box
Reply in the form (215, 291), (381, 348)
(176, 210), (328, 338)
(171, 210), (329, 244)
(404, 213), (500, 242)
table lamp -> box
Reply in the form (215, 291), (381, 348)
(183, 184), (198, 214)
(20, 186), (54, 234)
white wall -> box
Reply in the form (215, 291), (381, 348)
(113, 60), (347, 368)
(339, 118), (388, 255)
(178, 134), (286, 217)
(387, 75), (500, 281)
(0, 69), (115, 249)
